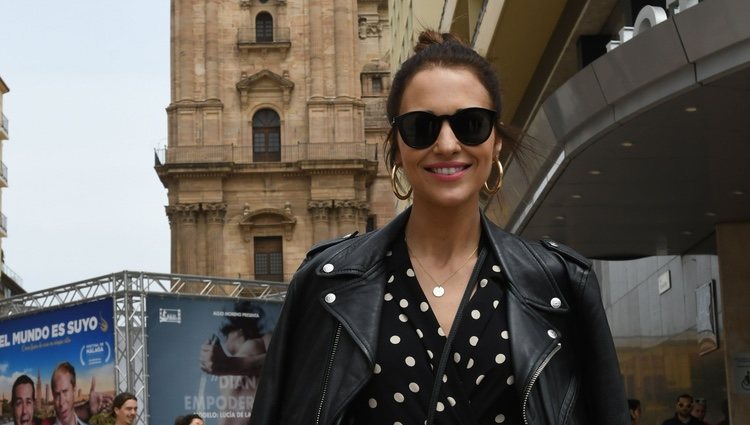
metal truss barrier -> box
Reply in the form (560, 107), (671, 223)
(0, 271), (288, 425)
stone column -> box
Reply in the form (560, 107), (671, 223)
(176, 204), (200, 274)
(176, 0), (195, 100)
(203, 203), (226, 277)
(333, 0), (355, 97)
(205, 0), (219, 99)
(335, 200), (357, 235)
(716, 222), (750, 424)
(356, 201), (370, 233)
(165, 206), (180, 273)
(308, 200), (332, 243)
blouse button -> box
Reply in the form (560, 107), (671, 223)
(324, 293), (336, 303)
(322, 263), (334, 273)
(550, 297), (562, 308)
(547, 329), (558, 339)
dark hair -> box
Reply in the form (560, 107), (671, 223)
(177, 414), (203, 425)
(384, 29), (517, 171)
(220, 301), (264, 340)
(11, 375), (35, 406)
(677, 394), (693, 403)
(51, 362), (76, 391)
(112, 392), (137, 417)
(628, 399), (640, 410)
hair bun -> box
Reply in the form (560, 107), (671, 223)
(414, 30), (462, 53)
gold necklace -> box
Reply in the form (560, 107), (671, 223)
(405, 239), (478, 298)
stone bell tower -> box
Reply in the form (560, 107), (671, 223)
(156, 0), (395, 281)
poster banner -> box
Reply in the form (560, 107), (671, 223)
(145, 295), (282, 425)
(0, 298), (116, 425)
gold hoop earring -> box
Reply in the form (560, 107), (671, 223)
(390, 164), (412, 200)
(483, 159), (504, 195)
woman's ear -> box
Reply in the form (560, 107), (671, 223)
(494, 136), (503, 158)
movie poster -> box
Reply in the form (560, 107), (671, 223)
(145, 295), (281, 425)
(0, 298), (116, 425)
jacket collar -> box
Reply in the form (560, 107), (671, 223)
(315, 206), (568, 312)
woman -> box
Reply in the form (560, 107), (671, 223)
(250, 30), (627, 425)
(629, 399), (642, 425)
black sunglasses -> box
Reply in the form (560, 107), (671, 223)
(391, 107), (497, 149)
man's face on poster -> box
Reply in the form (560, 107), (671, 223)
(52, 371), (76, 425)
(13, 382), (34, 425)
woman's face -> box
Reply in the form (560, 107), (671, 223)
(396, 67), (501, 209)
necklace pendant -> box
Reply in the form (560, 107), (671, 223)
(433, 286), (445, 297)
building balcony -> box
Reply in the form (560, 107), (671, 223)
(0, 213), (6, 238)
(2, 262), (24, 293)
(0, 162), (8, 187)
(0, 113), (8, 140)
(237, 27), (291, 52)
(155, 142), (378, 167)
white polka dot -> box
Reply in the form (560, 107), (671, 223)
(388, 274), (394, 283)
(501, 330), (509, 340)
(466, 358), (474, 369)
(420, 302), (429, 312)
(409, 382), (420, 393)
(394, 422), (403, 425)
(493, 300), (499, 309)
(471, 309), (481, 319)
(436, 402), (445, 412)
(438, 327), (445, 336)
(373, 364), (381, 374)
(469, 336), (479, 346)
(416, 329), (424, 338)
(476, 374), (485, 385)
(495, 414), (506, 423)
(406, 268), (415, 277)
(386, 250), (392, 256)
(405, 356), (416, 367)
(399, 314), (408, 322)
(495, 353), (506, 364)
(390, 335), (401, 344)
(480, 278), (488, 287)
(399, 299), (409, 308)
(427, 350), (434, 359)
(442, 374), (448, 383)
(368, 398), (377, 408)
(384, 293), (393, 301)
(447, 397), (456, 406)
(453, 352), (461, 363)
(492, 265), (501, 272)
(394, 392), (404, 403)
(506, 375), (515, 385)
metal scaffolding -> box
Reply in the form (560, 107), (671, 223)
(0, 271), (288, 425)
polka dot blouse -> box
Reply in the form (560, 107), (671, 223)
(346, 237), (521, 424)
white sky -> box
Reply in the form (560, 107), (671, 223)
(0, 1), (171, 292)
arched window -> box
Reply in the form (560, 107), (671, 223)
(253, 109), (280, 162)
(256, 12), (273, 42)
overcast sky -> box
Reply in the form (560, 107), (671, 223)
(0, 1), (171, 293)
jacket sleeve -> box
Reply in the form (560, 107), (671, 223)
(537, 240), (628, 425)
(248, 269), (301, 425)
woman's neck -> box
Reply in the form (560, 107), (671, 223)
(405, 202), (482, 261)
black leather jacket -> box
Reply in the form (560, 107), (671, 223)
(250, 209), (628, 425)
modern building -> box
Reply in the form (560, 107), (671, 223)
(0, 75), (25, 299)
(156, 0), (396, 282)
(432, 0), (749, 423)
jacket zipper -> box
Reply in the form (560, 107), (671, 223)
(522, 342), (562, 425)
(316, 323), (342, 425)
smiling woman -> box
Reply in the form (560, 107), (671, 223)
(249, 30), (628, 425)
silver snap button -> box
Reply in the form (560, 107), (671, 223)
(547, 329), (557, 339)
(325, 293), (336, 303)
(549, 241), (558, 247)
(322, 263), (334, 273)
(550, 297), (562, 308)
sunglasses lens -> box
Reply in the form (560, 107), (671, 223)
(450, 108), (494, 145)
(397, 112), (441, 149)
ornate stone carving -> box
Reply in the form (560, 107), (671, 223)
(236, 70), (294, 107)
(308, 200), (333, 222)
(239, 207), (297, 241)
(335, 200), (358, 222)
(203, 203), (228, 224)
(175, 204), (201, 224)
(358, 16), (382, 39)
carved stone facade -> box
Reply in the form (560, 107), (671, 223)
(157, 0), (395, 282)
